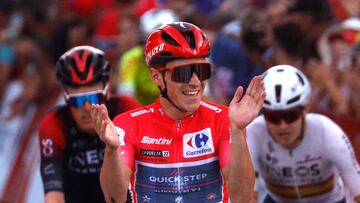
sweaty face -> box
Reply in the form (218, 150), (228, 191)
(162, 58), (208, 114)
(66, 83), (105, 132)
(263, 108), (304, 149)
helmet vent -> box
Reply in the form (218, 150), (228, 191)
(161, 32), (180, 46)
(275, 85), (282, 103)
(264, 100), (271, 105)
(287, 95), (301, 105)
(276, 68), (284, 72)
(296, 72), (305, 85)
(201, 33), (206, 41)
(181, 31), (196, 49)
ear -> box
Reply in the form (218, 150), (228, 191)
(149, 68), (164, 87)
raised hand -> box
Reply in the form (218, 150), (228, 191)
(90, 104), (120, 150)
(229, 76), (265, 129)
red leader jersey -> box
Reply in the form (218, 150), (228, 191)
(113, 99), (232, 203)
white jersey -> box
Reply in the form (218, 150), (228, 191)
(247, 113), (360, 203)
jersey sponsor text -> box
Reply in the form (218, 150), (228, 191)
(141, 136), (172, 145)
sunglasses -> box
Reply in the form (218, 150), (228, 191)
(64, 86), (107, 108)
(159, 62), (212, 83)
(263, 108), (303, 125)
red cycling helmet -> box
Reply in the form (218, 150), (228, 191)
(145, 22), (210, 67)
(56, 46), (111, 87)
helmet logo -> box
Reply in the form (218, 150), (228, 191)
(71, 51), (91, 72)
(174, 22), (186, 28)
(69, 51), (94, 84)
(171, 22), (192, 31)
(146, 43), (165, 64)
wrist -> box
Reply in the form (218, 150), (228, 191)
(105, 145), (119, 153)
(230, 123), (246, 132)
(230, 124), (246, 138)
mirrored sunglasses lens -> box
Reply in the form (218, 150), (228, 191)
(171, 63), (211, 83)
(67, 93), (104, 108)
(172, 66), (192, 83)
(196, 64), (211, 80)
(264, 112), (282, 124)
(264, 110), (301, 124)
(283, 111), (301, 123)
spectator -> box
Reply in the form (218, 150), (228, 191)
(117, 8), (179, 105)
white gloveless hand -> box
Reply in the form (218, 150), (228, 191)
(91, 104), (120, 149)
(229, 75), (266, 129)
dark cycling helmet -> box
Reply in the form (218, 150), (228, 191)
(56, 45), (111, 87)
(145, 22), (210, 67)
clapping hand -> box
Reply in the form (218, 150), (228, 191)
(90, 104), (120, 150)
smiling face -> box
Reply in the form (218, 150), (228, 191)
(150, 58), (209, 119)
(66, 83), (105, 132)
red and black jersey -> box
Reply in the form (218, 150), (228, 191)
(39, 96), (140, 203)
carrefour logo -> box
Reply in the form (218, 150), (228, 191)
(183, 128), (214, 158)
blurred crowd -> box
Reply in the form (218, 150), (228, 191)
(0, 0), (360, 158)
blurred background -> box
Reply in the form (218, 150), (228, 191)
(0, 0), (359, 202)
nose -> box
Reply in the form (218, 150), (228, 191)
(276, 119), (289, 128)
(188, 72), (201, 85)
(82, 101), (92, 110)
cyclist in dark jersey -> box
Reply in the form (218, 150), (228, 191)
(38, 46), (140, 203)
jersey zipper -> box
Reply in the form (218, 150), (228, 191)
(177, 120), (181, 130)
(291, 151), (302, 200)
(176, 119), (182, 194)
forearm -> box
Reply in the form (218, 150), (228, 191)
(323, 80), (347, 113)
(100, 147), (130, 203)
(227, 127), (255, 203)
(45, 191), (65, 203)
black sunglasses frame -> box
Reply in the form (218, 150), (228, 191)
(263, 108), (303, 125)
(158, 62), (212, 83)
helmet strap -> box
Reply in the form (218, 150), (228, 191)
(159, 72), (187, 112)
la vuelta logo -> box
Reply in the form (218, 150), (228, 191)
(183, 128), (214, 158)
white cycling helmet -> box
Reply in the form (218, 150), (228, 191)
(139, 8), (179, 43)
(262, 65), (311, 110)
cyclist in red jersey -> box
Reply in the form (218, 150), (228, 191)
(38, 46), (140, 203)
(91, 22), (266, 203)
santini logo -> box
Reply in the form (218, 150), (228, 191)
(183, 128), (214, 158)
(141, 136), (172, 145)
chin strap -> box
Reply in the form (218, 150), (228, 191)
(159, 72), (187, 112)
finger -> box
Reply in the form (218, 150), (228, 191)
(251, 76), (261, 97)
(100, 104), (110, 121)
(248, 75), (262, 97)
(254, 78), (264, 102)
(91, 104), (99, 126)
(99, 119), (108, 139)
(92, 104), (102, 120)
(230, 86), (244, 105)
(90, 104), (97, 120)
(255, 91), (266, 110)
(246, 76), (256, 96)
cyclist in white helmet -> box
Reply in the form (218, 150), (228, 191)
(117, 8), (179, 105)
(247, 65), (360, 203)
